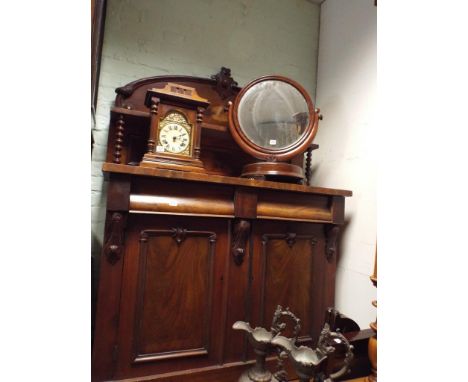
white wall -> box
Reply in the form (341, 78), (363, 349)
(314, 0), (377, 327)
(91, 0), (321, 256)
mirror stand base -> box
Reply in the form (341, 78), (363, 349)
(241, 162), (304, 183)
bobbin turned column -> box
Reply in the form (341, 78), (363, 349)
(304, 146), (312, 185)
(113, 114), (125, 164)
(146, 96), (160, 154)
(194, 106), (205, 160)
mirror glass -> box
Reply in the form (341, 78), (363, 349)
(237, 80), (310, 150)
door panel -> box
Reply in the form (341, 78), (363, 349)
(133, 229), (215, 362)
(114, 215), (227, 379)
(249, 221), (327, 346)
(260, 233), (316, 341)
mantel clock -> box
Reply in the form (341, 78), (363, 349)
(140, 82), (210, 172)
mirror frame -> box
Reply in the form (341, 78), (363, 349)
(228, 75), (319, 161)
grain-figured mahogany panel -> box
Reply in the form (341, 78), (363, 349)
(248, 222), (329, 347)
(133, 229), (215, 363)
(260, 232), (317, 341)
(113, 215), (228, 380)
(257, 189), (331, 222)
(222, 219), (252, 363)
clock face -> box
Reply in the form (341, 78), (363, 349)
(157, 112), (192, 155)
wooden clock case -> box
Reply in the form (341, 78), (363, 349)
(140, 83), (210, 172)
(92, 68), (353, 382)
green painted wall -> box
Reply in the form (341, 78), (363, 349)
(92, 0), (321, 255)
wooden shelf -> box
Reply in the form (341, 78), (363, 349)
(201, 121), (228, 133)
(111, 106), (150, 118)
(102, 162), (352, 197)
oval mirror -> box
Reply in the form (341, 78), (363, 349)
(229, 76), (318, 161)
(238, 80), (309, 150)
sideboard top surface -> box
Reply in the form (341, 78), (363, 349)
(103, 163), (352, 197)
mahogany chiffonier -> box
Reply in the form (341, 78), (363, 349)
(92, 69), (352, 382)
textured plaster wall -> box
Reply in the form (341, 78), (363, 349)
(91, 0), (321, 256)
(313, 0), (377, 327)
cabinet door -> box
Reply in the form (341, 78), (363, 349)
(113, 214), (227, 380)
(249, 220), (330, 344)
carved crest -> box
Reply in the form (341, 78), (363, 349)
(171, 227), (188, 245)
(211, 67), (238, 99)
(115, 84), (134, 98)
(285, 232), (297, 248)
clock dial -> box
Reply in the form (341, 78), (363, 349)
(158, 121), (191, 154)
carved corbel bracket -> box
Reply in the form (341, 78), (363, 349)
(231, 219), (251, 265)
(325, 225), (340, 262)
(104, 212), (127, 265)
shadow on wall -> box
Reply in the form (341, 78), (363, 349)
(336, 216), (352, 265)
(309, 162), (319, 180)
(92, 230), (104, 260)
(314, 94), (351, 164)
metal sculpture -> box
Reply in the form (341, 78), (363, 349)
(232, 305), (301, 382)
(233, 306), (354, 382)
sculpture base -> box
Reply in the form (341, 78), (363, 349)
(238, 368), (273, 382)
(241, 162), (304, 183)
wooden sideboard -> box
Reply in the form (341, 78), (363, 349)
(92, 71), (352, 382)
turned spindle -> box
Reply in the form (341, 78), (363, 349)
(113, 114), (125, 164)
